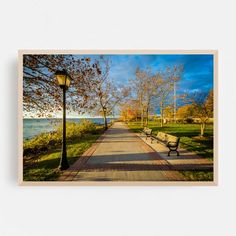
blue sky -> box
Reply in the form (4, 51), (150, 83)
(78, 54), (214, 94)
(24, 54), (214, 118)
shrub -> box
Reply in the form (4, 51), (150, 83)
(78, 119), (97, 134)
(184, 118), (194, 124)
(24, 119), (98, 158)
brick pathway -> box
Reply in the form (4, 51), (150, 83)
(59, 122), (185, 181)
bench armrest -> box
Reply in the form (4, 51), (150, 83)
(167, 141), (178, 147)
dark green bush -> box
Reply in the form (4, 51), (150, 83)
(23, 119), (99, 158)
(184, 118), (194, 124)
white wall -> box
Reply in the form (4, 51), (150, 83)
(0, 0), (235, 235)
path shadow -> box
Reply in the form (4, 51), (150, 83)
(96, 140), (141, 143)
(79, 152), (213, 172)
(102, 135), (137, 139)
(82, 162), (213, 172)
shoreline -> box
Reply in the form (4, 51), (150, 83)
(23, 118), (116, 140)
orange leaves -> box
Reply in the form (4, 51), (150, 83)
(120, 100), (140, 121)
(177, 104), (193, 119)
(35, 89), (42, 96)
(23, 54), (98, 117)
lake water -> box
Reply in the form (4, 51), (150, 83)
(23, 118), (115, 140)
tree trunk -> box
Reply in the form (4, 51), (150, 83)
(141, 107), (144, 127)
(103, 110), (108, 130)
(160, 112), (163, 127)
(200, 122), (205, 136)
(160, 102), (164, 127)
(146, 108), (149, 126)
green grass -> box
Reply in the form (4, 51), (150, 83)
(24, 120), (214, 182)
(128, 121), (213, 159)
(23, 134), (100, 181)
(23, 120), (104, 181)
(180, 170), (213, 181)
(128, 121), (214, 181)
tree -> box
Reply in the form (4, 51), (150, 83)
(23, 54), (98, 117)
(157, 73), (175, 127)
(130, 67), (145, 127)
(163, 105), (174, 120)
(143, 75), (159, 126)
(205, 89), (214, 114)
(176, 104), (194, 119)
(23, 55), (130, 129)
(156, 66), (183, 127)
(86, 57), (130, 129)
(189, 89), (213, 136)
(129, 65), (183, 127)
(130, 67), (159, 127)
(120, 99), (140, 122)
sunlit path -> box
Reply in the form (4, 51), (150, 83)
(59, 122), (185, 181)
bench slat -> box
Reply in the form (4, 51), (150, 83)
(151, 131), (180, 156)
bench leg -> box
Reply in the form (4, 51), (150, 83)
(168, 149), (179, 156)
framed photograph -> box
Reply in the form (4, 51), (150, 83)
(18, 50), (218, 185)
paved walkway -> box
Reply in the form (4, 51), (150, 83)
(139, 134), (213, 171)
(59, 122), (185, 181)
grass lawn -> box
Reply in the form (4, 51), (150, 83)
(128, 121), (214, 181)
(23, 134), (100, 181)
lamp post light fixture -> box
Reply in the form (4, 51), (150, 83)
(55, 69), (71, 170)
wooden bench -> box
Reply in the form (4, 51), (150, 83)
(151, 132), (180, 156)
(140, 127), (153, 140)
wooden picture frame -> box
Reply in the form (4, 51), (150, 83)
(18, 50), (218, 186)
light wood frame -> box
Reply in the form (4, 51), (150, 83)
(18, 50), (218, 186)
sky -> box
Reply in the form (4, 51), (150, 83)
(75, 54), (214, 117)
(24, 54), (214, 118)
(81, 54), (214, 94)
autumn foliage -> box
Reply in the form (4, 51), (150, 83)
(23, 55), (129, 129)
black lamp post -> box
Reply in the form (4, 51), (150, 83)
(55, 69), (71, 170)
